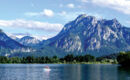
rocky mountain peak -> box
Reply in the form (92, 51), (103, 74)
(75, 14), (87, 20)
(44, 14), (130, 56)
(75, 14), (97, 24)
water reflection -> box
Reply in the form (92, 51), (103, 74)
(118, 66), (130, 80)
(0, 64), (130, 80)
(63, 64), (82, 80)
(79, 64), (118, 80)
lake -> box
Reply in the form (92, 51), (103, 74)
(0, 64), (130, 80)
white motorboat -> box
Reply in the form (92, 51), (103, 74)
(44, 66), (51, 72)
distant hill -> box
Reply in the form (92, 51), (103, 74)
(0, 29), (32, 56)
(17, 36), (41, 47)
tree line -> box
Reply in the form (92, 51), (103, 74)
(0, 54), (96, 63)
(2, 52), (129, 64)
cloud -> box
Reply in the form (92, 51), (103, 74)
(67, 3), (75, 8)
(81, 0), (130, 15)
(25, 9), (54, 17)
(0, 19), (63, 32)
(42, 9), (54, 17)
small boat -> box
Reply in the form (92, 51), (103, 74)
(44, 66), (51, 72)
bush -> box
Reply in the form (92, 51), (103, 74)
(117, 51), (130, 66)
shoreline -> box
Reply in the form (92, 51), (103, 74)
(0, 62), (118, 64)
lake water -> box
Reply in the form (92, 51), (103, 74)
(0, 64), (130, 80)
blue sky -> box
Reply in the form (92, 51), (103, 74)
(0, 0), (130, 39)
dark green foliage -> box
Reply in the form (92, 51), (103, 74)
(64, 54), (74, 62)
(74, 54), (95, 62)
(84, 54), (95, 62)
(63, 54), (95, 62)
(0, 56), (8, 63)
(96, 57), (105, 61)
(0, 54), (95, 63)
(117, 51), (130, 66)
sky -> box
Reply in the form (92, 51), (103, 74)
(0, 0), (130, 40)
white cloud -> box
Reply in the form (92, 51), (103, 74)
(0, 19), (63, 32)
(42, 9), (54, 17)
(67, 3), (75, 8)
(25, 9), (54, 17)
(81, 0), (130, 15)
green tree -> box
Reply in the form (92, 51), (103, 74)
(64, 54), (74, 62)
(117, 51), (130, 66)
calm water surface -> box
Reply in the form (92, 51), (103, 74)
(0, 64), (130, 80)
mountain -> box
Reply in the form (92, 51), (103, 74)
(41, 14), (130, 56)
(7, 33), (20, 41)
(0, 29), (24, 49)
(0, 29), (32, 56)
(17, 36), (41, 46)
(1, 14), (130, 57)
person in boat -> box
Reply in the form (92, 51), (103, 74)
(45, 66), (50, 69)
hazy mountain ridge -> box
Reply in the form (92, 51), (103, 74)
(17, 36), (41, 46)
(0, 29), (34, 56)
(0, 29), (25, 49)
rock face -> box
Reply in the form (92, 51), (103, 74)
(17, 36), (40, 46)
(43, 14), (130, 56)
